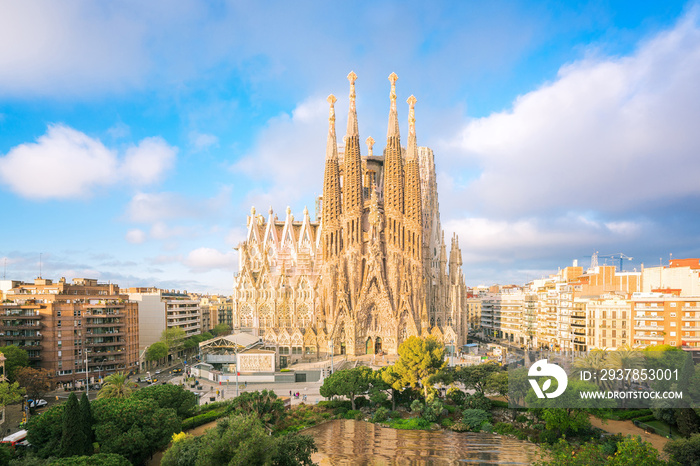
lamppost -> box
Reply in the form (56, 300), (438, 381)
(328, 338), (334, 374)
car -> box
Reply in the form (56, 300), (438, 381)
(155, 370), (162, 375)
(173, 368), (183, 374)
(28, 399), (47, 409)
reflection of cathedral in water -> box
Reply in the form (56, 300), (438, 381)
(232, 72), (468, 363)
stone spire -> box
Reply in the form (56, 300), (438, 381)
(322, 94), (342, 260)
(347, 71), (359, 137)
(387, 72), (400, 139)
(343, 71), (363, 247)
(326, 94), (338, 160)
(383, 72), (404, 249)
(404, 95), (422, 260)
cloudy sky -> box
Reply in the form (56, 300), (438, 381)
(1, 1), (699, 293)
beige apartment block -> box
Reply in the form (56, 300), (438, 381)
(584, 294), (631, 350)
(632, 292), (700, 348)
(0, 278), (139, 388)
(127, 288), (201, 358)
(642, 258), (700, 296)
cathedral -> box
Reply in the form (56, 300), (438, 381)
(232, 72), (468, 364)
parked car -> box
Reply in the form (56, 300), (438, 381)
(28, 399), (47, 409)
(173, 368), (183, 374)
(155, 370), (162, 375)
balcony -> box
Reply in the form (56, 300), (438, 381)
(0, 322), (43, 330)
(85, 340), (125, 347)
(86, 320), (125, 328)
(1, 333), (43, 340)
(634, 334), (664, 341)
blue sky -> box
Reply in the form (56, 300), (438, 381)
(2, 0), (700, 293)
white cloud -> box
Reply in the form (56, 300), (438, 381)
(188, 131), (219, 152)
(0, 124), (176, 200)
(447, 10), (700, 217)
(122, 137), (176, 185)
(232, 96), (328, 209)
(125, 229), (147, 244)
(184, 247), (237, 271)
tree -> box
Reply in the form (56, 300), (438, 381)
(211, 323), (232, 336)
(393, 336), (446, 399)
(133, 383), (197, 419)
(484, 370), (509, 401)
(665, 432), (700, 465)
(0, 381), (24, 411)
(162, 414), (316, 466)
(26, 403), (65, 458)
(92, 396), (181, 465)
(60, 393), (85, 457)
(0, 345), (29, 382)
(319, 366), (373, 410)
(15, 366), (53, 402)
(79, 393), (94, 455)
(538, 436), (665, 466)
(228, 389), (284, 426)
(145, 341), (169, 365)
(161, 328), (187, 356)
(452, 361), (499, 396)
(97, 372), (137, 399)
(377, 366), (402, 411)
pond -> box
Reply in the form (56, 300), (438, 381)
(305, 419), (542, 465)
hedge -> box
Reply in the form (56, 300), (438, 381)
(182, 409), (227, 430)
(614, 409), (653, 421)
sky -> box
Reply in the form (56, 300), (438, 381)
(1, 0), (700, 294)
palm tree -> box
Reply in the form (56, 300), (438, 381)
(96, 372), (138, 399)
(573, 349), (614, 391)
(605, 345), (644, 393)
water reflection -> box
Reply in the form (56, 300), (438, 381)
(305, 419), (540, 465)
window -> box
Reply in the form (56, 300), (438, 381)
(292, 347), (302, 355)
(671, 341), (677, 346)
(671, 312), (676, 317)
(671, 303), (677, 307)
(279, 347), (290, 355)
(305, 346), (316, 355)
(57, 340), (62, 347)
(671, 332), (677, 336)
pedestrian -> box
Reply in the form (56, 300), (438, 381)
(289, 390), (292, 397)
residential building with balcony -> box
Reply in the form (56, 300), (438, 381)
(0, 277), (139, 388)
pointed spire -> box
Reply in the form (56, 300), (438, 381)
(326, 94), (338, 160)
(387, 72), (400, 138)
(347, 71), (359, 136)
(406, 95), (417, 160)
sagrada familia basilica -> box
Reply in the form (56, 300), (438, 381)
(232, 72), (468, 362)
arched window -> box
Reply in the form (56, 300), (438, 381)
(279, 305), (291, 328)
(259, 305), (273, 328)
(298, 305), (312, 328)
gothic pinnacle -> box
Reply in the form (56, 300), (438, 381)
(347, 71), (359, 136)
(326, 94), (338, 160)
(387, 72), (400, 138)
(366, 136), (375, 157)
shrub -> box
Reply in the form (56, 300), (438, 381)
(446, 387), (466, 406)
(387, 417), (431, 430)
(481, 422), (493, 432)
(344, 410), (362, 420)
(182, 409), (226, 430)
(389, 410), (401, 419)
(461, 409), (491, 432)
(410, 400), (423, 414)
(493, 422), (518, 435)
(354, 396), (370, 409)
(463, 393), (492, 411)
(515, 414), (528, 423)
(372, 407), (389, 423)
(615, 409), (653, 421)
(422, 399), (444, 423)
(490, 399), (508, 408)
(441, 418), (453, 427)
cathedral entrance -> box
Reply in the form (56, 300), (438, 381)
(366, 338), (373, 355)
(374, 337), (382, 354)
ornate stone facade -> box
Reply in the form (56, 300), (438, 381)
(232, 73), (468, 360)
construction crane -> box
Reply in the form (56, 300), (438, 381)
(597, 253), (634, 272)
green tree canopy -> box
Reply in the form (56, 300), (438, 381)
(319, 366), (373, 410)
(50, 453), (131, 466)
(161, 327), (187, 353)
(146, 341), (169, 362)
(60, 393), (86, 457)
(97, 372), (137, 400)
(0, 381), (24, 411)
(0, 345), (29, 382)
(15, 366), (53, 402)
(92, 396), (181, 465)
(133, 383), (197, 419)
(452, 361), (500, 396)
(79, 392), (95, 456)
(161, 414), (316, 466)
(211, 323), (232, 336)
(393, 336), (446, 398)
(228, 389), (284, 426)
(26, 403), (65, 458)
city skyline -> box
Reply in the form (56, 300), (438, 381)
(1, 1), (699, 294)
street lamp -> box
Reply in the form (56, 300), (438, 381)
(328, 338), (334, 374)
(85, 349), (90, 397)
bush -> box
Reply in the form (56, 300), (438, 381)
(493, 422), (518, 435)
(615, 409), (653, 421)
(410, 400), (423, 414)
(481, 422), (493, 432)
(387, 417), (431, 430)
(460, 409), (491, 432)
(446, 387), (466, 406)
(490, 399), (508, 408)
(441, 418), (453, 427)
(389, 410), (401, 419)
(354, 396), (370, 409)
(182, 409), (227, 430)
(422, 399), (444, 423)
(344, 410), (362, 420)
(372, 407), (389, 423)
(463, 393), (492, 411)
(515, 414), (528, 423)
(636, 415), (657, 423)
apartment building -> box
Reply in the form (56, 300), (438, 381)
(127, 288), (201, 354)
(631, 292), (700, 348)
(0, 278), (139, 388)
(198, 295), (233, 332)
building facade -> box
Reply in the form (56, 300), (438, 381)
(0, 278), (139, 388)
(232, 73), (468, 361)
